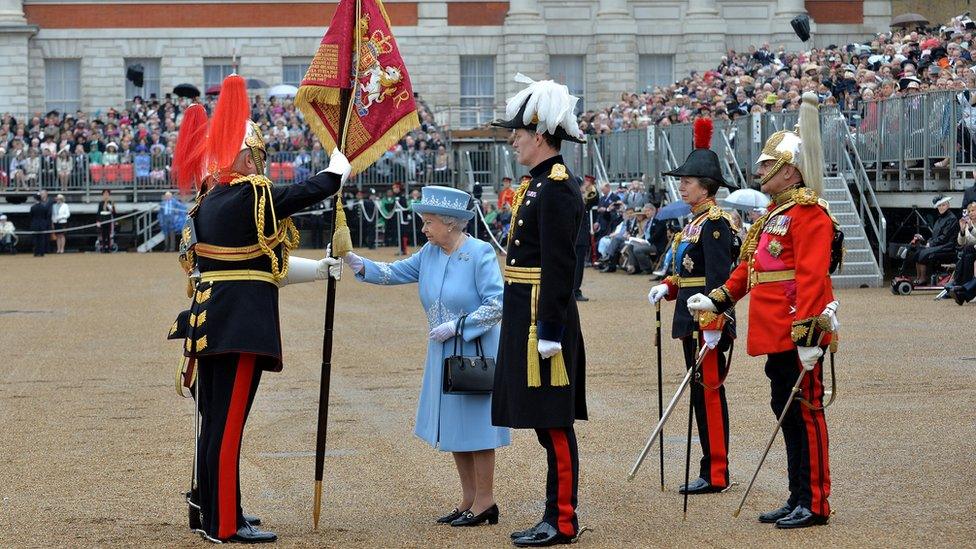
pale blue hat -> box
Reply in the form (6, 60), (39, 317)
(411, 185), (474, 221)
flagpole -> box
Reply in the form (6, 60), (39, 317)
(313, 0), (361, 531)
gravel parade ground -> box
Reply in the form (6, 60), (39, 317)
(1, 249), (973, 548)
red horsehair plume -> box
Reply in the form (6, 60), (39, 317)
(172, 104), (209, 194)
(206, 74), (250, 178)
(693, 117), (713, 150)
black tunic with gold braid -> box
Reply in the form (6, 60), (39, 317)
(168, 170), (341, 371)
(492, 155), (587, 429)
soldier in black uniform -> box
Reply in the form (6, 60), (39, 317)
(647, 118), (738, 495)
(490, 76), (587, 547)
(167, 75), (350, 544)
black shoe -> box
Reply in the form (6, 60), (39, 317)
(437, 507), (467, 524)
(187, 492), (261, 528)
(512, 522), (574, 547)
(774, 505), (829, 529)
(451, 504), (499, 527)
(758, 504), (793, 523)
(601, 265), (617, 273)
(226, 522), (277, 543)
(511, 521), (545, 540)
(574, 292), (589, 302)
(243, 514), (261, 527)
(951, 287), (969, 306)
(678, 477), (724, 494)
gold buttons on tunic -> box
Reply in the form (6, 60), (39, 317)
(514, 239), (521, 246)
(525, 200), (531, 206)
(510, 258), (516, 265)
(518, 219), (524, 226)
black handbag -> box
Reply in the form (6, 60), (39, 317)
(442, 315), (495, 395)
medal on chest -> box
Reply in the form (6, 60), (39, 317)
(766, 238), (784, 258)
(681, 224), (701, 243)
(682, 254), (695, 272)
(763, 215), (791, 236)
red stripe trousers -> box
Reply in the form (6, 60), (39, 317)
(682, 335), (731, 488)
(196, 353), (263, 539)
(765, 350), (831, 517)
(535, 427), (579, 538)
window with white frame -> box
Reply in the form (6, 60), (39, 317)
(204, 59), (236, 92)
(124, 58), (161, 100)
(549, 55), (585, 114)
(638, 55), (675, 91)
(459, 56), (495, 127)
(45, 59), (81, 114)
(282, 58), (310, 88)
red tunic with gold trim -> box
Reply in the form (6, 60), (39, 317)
(708, 187), (834, 355)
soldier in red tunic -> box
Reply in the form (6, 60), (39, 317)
(688, 92), (839, 529)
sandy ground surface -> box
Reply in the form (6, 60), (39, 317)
(1, 248), (974, 548)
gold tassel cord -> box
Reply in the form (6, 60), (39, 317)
(526, 283), (541, 387)
(332, 196), (354, 256)
(550, 351), (569, 387)
(230, 174), (300, 282)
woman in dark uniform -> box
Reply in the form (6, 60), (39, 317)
(647, 118), (738, 495)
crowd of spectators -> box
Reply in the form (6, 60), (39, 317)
(579, 13), (976, 134)
(0, 91), (449, 191)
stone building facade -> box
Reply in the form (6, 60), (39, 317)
(0, 0), (891, 125)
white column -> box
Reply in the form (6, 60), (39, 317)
(592, 0), (637, 105)
(0, 0), (26, 24)
(678, 0), (726, 77)
(775, 0), (806, 17)
(597, 0), (630, 18)
(501, 0), (547, 99)
(506, 0), (543, 21)
(686, 0), (718, 17)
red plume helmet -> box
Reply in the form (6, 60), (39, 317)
(172, 104), (209, 194)
(206, 74), (250, 178)
(693, 117), (713, 150)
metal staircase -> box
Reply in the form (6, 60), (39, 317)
(821, 176), (883, 288)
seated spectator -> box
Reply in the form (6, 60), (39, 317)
(623, 204), (668, 274)
(597, 207), (639, 272)
(0, 214), (15, 253)
(905, 195), (959, 284)
(23, 148), (40, 188)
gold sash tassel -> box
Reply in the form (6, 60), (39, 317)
(507, 265), (570, 388)
(549, 351), (569, 387)
(527, 283), (541, 387)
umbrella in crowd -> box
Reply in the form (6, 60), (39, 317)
(655, 201), (691, 220)
(204, 84), (222, 96)
(172, 83), (201, 99)
(721, 188), (770, 210)
(268, 84), (299, 98)
(890, 13), (929, 29)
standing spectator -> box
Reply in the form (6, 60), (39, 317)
(23, 148), (40, 189)
(158, 191), (186, 252)
(497, 177), (514, 208)
(96, 189), (117, 252)
(40, 148), (57, 188)
(51, 193), (70, 253)
(0, 214), (15, 253)
(624, 180), (647, 209)
(433, 144), (450, 183)
(56, 147), (73, 191)
(29, 189), (52, 256)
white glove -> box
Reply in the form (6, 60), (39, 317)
(703, 330), (721, 349)
(821, 300), (840, 331)
(797, 346), (824, 371)
(538, 339), (562, 359)
(647, 284), (669, 304)
(323, 148), (351, 185)
(316, 245), (342, 281)
(686, 293), (718, 313)
(344, 251), (364, 275)
(429, 320), (456, 343)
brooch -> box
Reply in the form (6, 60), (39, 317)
(457, 252), (472, 262)
(767, 239), (783, 258)
(682, 254), (695, 273)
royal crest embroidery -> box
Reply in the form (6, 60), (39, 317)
(548, 163), (569, 181)
(713, 230), (721, 239)
(767, 239), (784, 258)
(682, 254), (695, 273)
(763, 215), (791, 236)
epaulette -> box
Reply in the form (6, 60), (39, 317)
(707, 204), (723, 220)
(548, 163), (569, 181)
(794, 187), (819, 205)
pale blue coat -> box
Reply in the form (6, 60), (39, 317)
(356, 237), (511, 452)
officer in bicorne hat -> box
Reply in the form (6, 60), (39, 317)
(490, 74), (588, 547)
(648, 117), (739, 495)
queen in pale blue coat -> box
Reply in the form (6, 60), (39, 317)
(343, 186), (509, 527)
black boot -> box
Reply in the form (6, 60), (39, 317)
(774, 505), (829, 529)
(226, 522), (278, 543)
(512, 522), (574, 547)
(677, 477), (724, 495)
(758, 504), (793, 524)
(511, 521), (546, 540)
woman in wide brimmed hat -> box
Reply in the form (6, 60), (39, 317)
(343, 185), (510, 527)
(51, 193), (70, 253)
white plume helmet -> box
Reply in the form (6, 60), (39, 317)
(497, 73), (584, 143)
(797, 91), (824, 195)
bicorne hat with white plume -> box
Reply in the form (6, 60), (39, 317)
(490, 73), (585, 144)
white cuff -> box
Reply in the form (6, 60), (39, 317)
(281, 256), (318, 287)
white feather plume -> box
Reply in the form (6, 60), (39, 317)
(505, 73), (583, 140)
